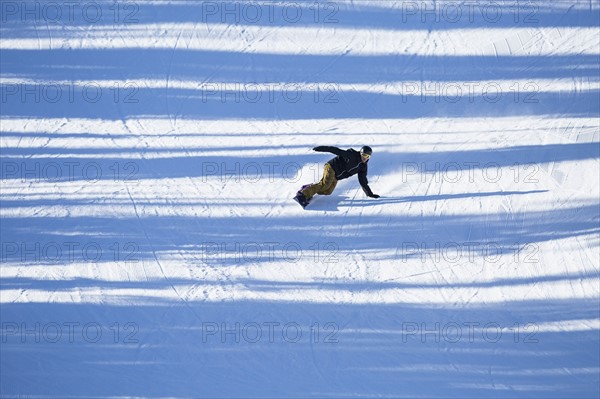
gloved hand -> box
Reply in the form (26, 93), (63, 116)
(369, 194), (380, 198)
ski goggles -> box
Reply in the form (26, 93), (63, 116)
(361, 153), (371, 159)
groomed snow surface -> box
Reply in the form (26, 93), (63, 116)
(1, 1), (599, 398)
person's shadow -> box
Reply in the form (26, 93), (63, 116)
(303, 193), (345, 212)
(305, 190), (548, 211)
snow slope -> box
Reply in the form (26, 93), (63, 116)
(1, 1), (599, 397)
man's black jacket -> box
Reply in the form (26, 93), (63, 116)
(313, 146), (375, 197)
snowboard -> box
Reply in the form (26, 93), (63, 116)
(293, 185), (311, 209)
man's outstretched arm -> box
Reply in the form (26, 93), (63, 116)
(358, 170), (380, 198)
(313, 146), (345, 156)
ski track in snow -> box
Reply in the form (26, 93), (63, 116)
(1, 1), (599, 398)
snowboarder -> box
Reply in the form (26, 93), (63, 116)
(294, 145), (380, 208)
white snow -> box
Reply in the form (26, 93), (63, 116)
(1, 0), (599, 398)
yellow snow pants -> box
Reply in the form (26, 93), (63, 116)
(301, 163), (338, 201)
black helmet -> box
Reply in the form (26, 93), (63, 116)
(360, 145), (373, 155)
